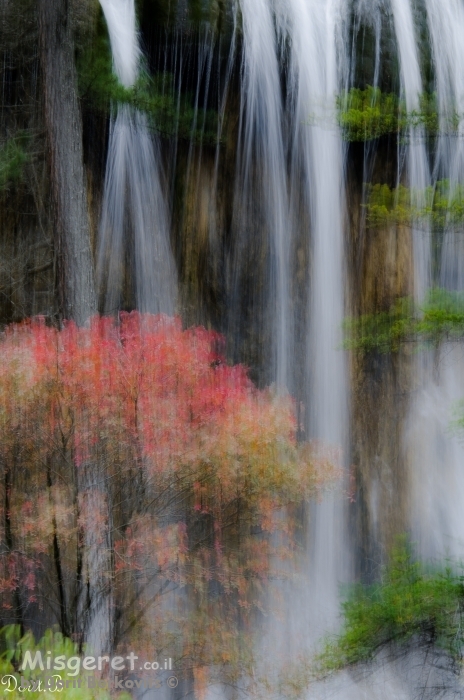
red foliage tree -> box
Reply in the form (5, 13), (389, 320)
(0, 313), (336, 687)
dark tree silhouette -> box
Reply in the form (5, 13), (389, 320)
(38, 0), (96, 324)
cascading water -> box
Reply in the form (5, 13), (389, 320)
(88, 0), (464, 695)
(99, 0), (139, 88)
(425, 0), (464, 188)
(426, 0), (464, 289)
(230, 0), (290, 388)
(406, 0), (464, 564)
(97, 0), (176, 315)
(277, 0), (349, 644)
(235, 2), (351, 690)
(82, 0), (177, 656)
(350, 0), (383, 92)
(349, 0), (384, 281)
(390, 0), (431, 300)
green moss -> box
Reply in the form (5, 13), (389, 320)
(417, 288), (464, 340)
(343, 289), (464, 353)
(319, 538), (464, 672)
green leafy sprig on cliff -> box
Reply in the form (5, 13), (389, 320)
(337, 87), (401, 141)
(337, 87), (449, 142)
(364, 180), (464, 229)
(318, 539), (464, 672)
(343, 289), (464, 353)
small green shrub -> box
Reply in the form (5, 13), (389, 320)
(343, 289), (464, 353)
(337, 87), (401, 142)
(319, 538), (464, 672)
(343, 298), (414, 354)
(337, 87), (455, 142)
(364, 181), (464, 229)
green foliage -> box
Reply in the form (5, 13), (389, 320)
(343, 298), (414, 353)
(338, 87), (400, 142)
(0, 137), (28, 192)
(319, 538), (464, 672)
(77, 27), (127, 107)
(337, 87), (451, 142)
(364, 181), (464, 229)
(415, 91), (441, 134)
(343, 289), (464, 353)
(417, 288), (464, 340)
(77, 19), (219, 143)
(364, 183), (412, 227)
(427, 180), (464, 229)
(0, 627), (126, 699)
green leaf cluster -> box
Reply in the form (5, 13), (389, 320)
(337, 87), (456, 142)
(338, 87), (400, 142)
(343, 289), (464, 353)
(427, 180), (464, 229)
(0, 136), (28, 192)
(319, 538), (464, 672)
(364, 180), (464, 229)
(343, 298), (414, 353)
(364, 183), (412, 227)
(417, 288), (464, 340)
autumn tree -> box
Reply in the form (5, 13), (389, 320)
(0, 313), (335, 690)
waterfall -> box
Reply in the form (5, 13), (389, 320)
(425, 0), (464, 289)
(82, 0), (177, 656)
(89, 0), (464, 694)
(99, 0), (139, 89)
(406, 0), (464, 563)
(281, 0), (349, 643)
(234, 0), (350, 673)
(390, 0), (431, 300)
(231, 0), (290, 388)
(97, 0), (176, 315)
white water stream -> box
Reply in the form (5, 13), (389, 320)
(407, 0), (464, 567)
(83, 0), (177, 657)
(390, 0), (431, 300)
(97, 0), (176, 315)
(232, 0), (290, 388)
(232, 0), (350, 689)
(279, 0), (349, 647)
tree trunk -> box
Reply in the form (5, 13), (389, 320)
(38, 0), (96, 325)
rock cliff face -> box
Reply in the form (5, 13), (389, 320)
(345, 139), (414, 575)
